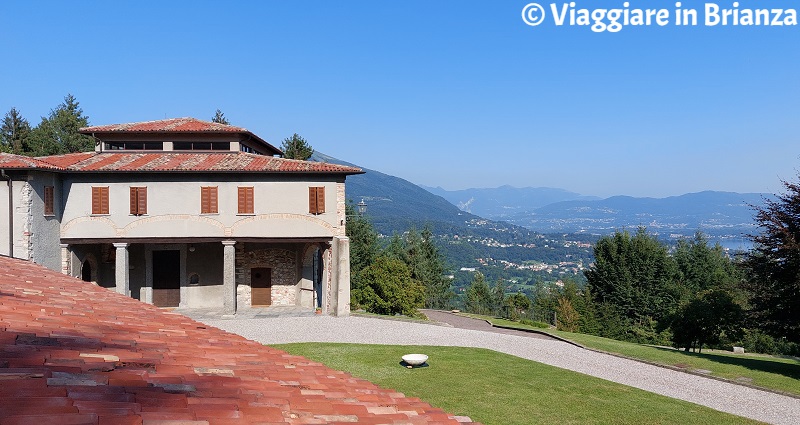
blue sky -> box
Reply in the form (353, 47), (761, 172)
(1, 1), (798, 198)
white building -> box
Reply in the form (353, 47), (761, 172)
(0, 118), (362, 315)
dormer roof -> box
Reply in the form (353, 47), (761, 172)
(79, 117), (283, 156)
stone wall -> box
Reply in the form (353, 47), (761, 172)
(236, 248), (297, 307)
(336, 182), (346, 236)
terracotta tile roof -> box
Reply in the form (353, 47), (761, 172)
(0, 153), (63, 170)
(32, 152), (363, 174)
(79, 118), (283, 156)
(0, 256), (477, 425)
(80, 118), (250, 134)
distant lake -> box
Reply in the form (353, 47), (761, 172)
(716, 238), (753, 252)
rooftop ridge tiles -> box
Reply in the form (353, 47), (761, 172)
(80, 117), (249, 134)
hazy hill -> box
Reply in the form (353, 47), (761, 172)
(423, 185), (599, 219)
(429, 185), (767, 244)
(311, 152), (535, 238)
(523, 191), (766, 236)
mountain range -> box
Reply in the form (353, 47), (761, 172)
(311, 152), (538, 239)
(427, 185), (767, 242)
(314, 152), (766, 250)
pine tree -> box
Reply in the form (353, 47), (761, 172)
(0, 108), (31, 154)
(28, 94), (93, 156)
(418, 227), (452, 309)
(281, 133), (313, 160)
(744, 175), (800, 342)
(465, 271), (492, 315)
(492, 277), (507, 316)
(346, 202), (380, 310)
(211, 109), (230, 125)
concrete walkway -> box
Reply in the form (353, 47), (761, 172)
(198, 314), (800, 425)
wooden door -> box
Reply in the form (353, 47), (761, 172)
(251, 268), (272, 306)
(153, 250), (180, 307)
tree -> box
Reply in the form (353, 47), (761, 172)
(492, 277), (507, 316)
(671, 288), (745, 352)
(465, 271), (492, 315)
(383, 234), (407, 262)
(346, 202), (379, 275)
(745, 175), (800, 343)
(211, 109), (230, 125)
(674, 232), (741, 299)
(577, 287), (600, 335)
(556, 297), (580, 332)
(417, 227), (452, 309)
(584, 227), (680, 338)
(346, 202), (380, 307)
(28, 94), (93, 156)
(507, 292), (532, 320)
(0, 108), (31, 154)
(281, 133), (313, 160)
(352, 256), (424, 317)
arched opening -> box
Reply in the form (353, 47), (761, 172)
(81, 260), (92, 282)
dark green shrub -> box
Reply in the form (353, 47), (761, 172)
(520, 319), (550, 329)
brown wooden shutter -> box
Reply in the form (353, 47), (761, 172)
(130, 187), (138, 215)
(202, 186), (218, 214)
(139, 187), (147, 215)
(308, 187), (325, 214)
(92, 187), (109, 215)
(100, 187), (109, 214)
(44, 186), (54, 215)
(129, 187), (147, 215)
(316, 187), (325, 214)
(136, 187), (147, 215)
(309, 187), (317, 214)
(238, 187), (254, 214)
(209, 186), (218, 214)
(92, 187), (101, 214)
(201, 187), (209, 214)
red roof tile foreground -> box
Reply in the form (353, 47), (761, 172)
(0, 152), (362, 174)
(0, 256), (477, 425)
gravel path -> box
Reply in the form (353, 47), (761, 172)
(421, 310), (555, 340)
(199, 314), (800, 425)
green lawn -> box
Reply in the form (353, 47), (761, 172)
(275, 343), (761, 425)
(474, 315), (800, 396)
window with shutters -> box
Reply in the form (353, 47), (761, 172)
(43, 186), (55, 216)
(238, 186), (254, 214)
(200, 186), (218, 214)
(130, 187), (147, 215)
(309, 186), (325, 215)
(91, 186), (110, 215)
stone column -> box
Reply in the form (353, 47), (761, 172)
(60, 244), (71, 275)
(222, 240), (237, 314)
(113, 243), (129, 296)
(333, 236), (351, 317)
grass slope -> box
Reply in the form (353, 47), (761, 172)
(477, 315), (800, 396)
(276, 343), (760, 425)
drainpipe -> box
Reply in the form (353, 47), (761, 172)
(1, 169), (12, 258)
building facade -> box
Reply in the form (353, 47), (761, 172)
(0, 118), (362, 315)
